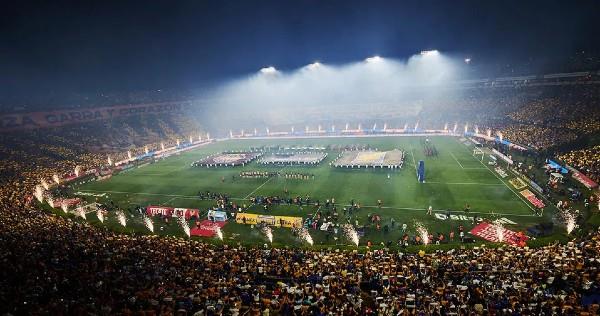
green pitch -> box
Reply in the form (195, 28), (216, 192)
(71, 136), (547, 248)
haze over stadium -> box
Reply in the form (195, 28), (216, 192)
(2, 1), (600, 315)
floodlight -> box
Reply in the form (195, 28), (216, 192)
(420, 50), (439, 56)
(259, 66), (277, 74)
(365, 55), (383, 63)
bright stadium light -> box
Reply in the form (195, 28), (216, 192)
(259, 66), (278, 74)
(306, 61), (321, 70)
(365, 55), (383, 63)
(420, 50), (439, 56)
(464, 58), (471, 64)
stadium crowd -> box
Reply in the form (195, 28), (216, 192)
(2, 197), (600, 314)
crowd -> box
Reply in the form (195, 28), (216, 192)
(2, 196), (600, 314)
(558, 145), (600, 183)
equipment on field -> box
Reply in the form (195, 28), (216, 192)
(473, 147), (484, 161)
(417, 160), (425, 183)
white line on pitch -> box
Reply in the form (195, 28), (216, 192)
(425, 181), (505, 186)
(78, 189), (534, 217)
(243, 166), (287, 199)
(454, 139), (538, 215)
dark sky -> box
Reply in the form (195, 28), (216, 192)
(1, 0), (599, 103)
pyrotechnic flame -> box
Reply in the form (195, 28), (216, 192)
(487, 129), (492, 138)
(297, 227), (313, 245)
(178, 216), (190, 237)
(52, 174), (60, 184)
(116, 210), (127, 227)
(47, 197), (55, 208)
(144, 146), (149, 154)
(176, 139), (181, 147)
(76, 206), (86, 220)
(215, 226), (223, 240)
(107, 155), (113, 166)
(127, 150), (132, 159)
(414, 222), (429, 245)
(34, 185), (45, 203)
(61, 203), (68, 213)
(96, 209), (104, 223)
(497, 131), (504, 142)
(262, 226), (273, 243)
(560, 209), (578, 234)
(143, 215), (154, 233)
(343, 224), (359, 246)
(74, 165), (82, 177)
(494, 222), (504, 242)
(41, 179), (50, 190)
(189, 135), (193, 143)
(161, 142), (165, 151)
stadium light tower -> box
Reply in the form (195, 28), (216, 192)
(260, 66), (278, 74)
(365, 55), (383, 63)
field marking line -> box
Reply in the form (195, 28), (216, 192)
(425, 181), (505, 186)
(449, 152), (464, 169)
(77, 189), (534, 217)
(163, 196), (178, 205)
(449, 152), (486, 170)
(409, 145), (418, 178)
(243, 165), (287, 199)
(340, 204), (536, 217)
(454, 138), (538, 215)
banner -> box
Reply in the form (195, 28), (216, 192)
(146, 205), (174, 217)
(520, 189), (545, 208)
(235, 213), (302, 228)
(491, 149), (513, 165)
(470, 222), (528, 246)
(0, 101), (190, 131)
(145, 206), (199, 219)
(565, 165), (598, 189)
(190, 220), (227, 237)
(545, 159), (568, 174)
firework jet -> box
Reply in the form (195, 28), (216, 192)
(34, 185), (45, 203)
(343, 224), (359, 246)
(61, 203), (69, 213)
(47, 197), (55, 208)
(415, 222), (429, 245)
(143, 215), (154, 233)
(262, 226), (273, 243)
(116, 210), (127, 227)
(74, 165), (82, 177)
(41, 179), (50, 190)
(52, 174), (60, 184)
(178, 216), (190, 237)
(76, 206), (86, 220)
(215, 226), (224, 240)
(493, 222), (504, 242)
(298, 228), (314, 245)
(96, 209), (104, 223)
(560, 209), (578, 234)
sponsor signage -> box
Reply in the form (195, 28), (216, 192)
(0, 102), (189, 131)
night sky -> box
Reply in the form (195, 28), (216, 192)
(1, 0), (599, 103)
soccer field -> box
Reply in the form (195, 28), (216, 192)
(72, 136), (545, 247)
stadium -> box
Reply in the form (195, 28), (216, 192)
(2, 1), (600, 314)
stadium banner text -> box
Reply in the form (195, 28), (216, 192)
(0, 102), (190, 131)
(235, 213), (302, 228)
